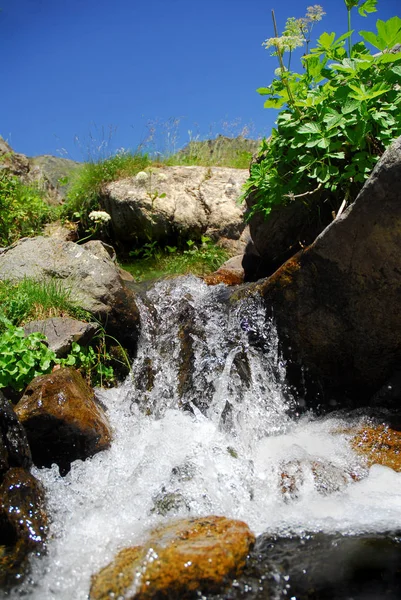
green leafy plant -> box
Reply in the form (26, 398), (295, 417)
(125, 236), (229, 282)
(245, 2), (401, 219)
(0, 325), (56, 391)
(0, 171), (54, 246)
(60, 331), (130, 387)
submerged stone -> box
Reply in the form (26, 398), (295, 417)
(90, 516), (255, 599)
(350, 421), (401, 472)
(0, 391), (32, 476)
(0, 468), (48, 588)
(14, 367), (112, 474)
(212, 531), (401, 599)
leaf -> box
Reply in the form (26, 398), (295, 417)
(359, 30), (384, 51)
(256, 87), (272, 96)
(264, 97), (287, 109)
(323, 112), (344, 130)
(297, 122), (322, 135)
(341, 98), (360, 114)
(358, 0), (377, 17)
(377, 17), (401, 49)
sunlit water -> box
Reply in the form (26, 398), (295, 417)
(9, 276), (401, 599)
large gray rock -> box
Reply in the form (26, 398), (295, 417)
(0, 237), (140, 352)
(23, 317), (99, 357)
(252, 136), (401, 404)
(101, 166), (248, 245)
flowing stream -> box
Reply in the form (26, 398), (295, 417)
(9, 275), (401, 599)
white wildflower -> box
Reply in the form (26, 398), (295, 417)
(88, 210), (111, 224)
(157, 173), (167, 182)
(136, 171), (149, 184)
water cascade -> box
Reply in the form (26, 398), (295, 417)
(8, 276), (401, 599)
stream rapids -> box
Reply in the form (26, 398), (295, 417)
(8, 275), (401, 599)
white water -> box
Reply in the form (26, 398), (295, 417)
(9, 276), (401, 599)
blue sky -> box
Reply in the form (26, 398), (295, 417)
(1, 0), (399, 161)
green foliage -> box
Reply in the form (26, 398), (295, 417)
(0, 325), (56, 391)
(62, 151), (151, 231)
(0, 278), (88, 329)
(246, 4), (401, 219)
(0, 277), (128, 390)
(0, 171), (54, 246)
(125, 236), (230, 282)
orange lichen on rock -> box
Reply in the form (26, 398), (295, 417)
(203, 269), (244, 286)
(90, 516), (255, 600)
(350, 422), (401, 471)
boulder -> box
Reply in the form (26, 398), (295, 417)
(0, 468), (47, 588)
(0, 236), (140, 352)
(0, 391), (32, 475)
(0, 138), (79, 205)
(90, 516), (255, 599)
(250, 136), (401, 404)
(243, 183), (339, 280)
(101, 166), (248, 246)
(14, 367), (112, 474)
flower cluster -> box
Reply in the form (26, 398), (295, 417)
(88, 210), (111, 224)
(263, 5), (325, 54)
(157, 173), (168, 182)
(136, 171), (149, 184)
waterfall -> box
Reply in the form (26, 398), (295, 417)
(8, 276), (401, 599)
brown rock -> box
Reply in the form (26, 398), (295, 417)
(90, 516), (255, 600)
(204, 269), (244, 286)
(14, 367), (112, 473)
(350, 422), (401, 471)
(0, 468), (47, 588)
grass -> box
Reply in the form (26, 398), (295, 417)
(0, 277), (89, 329)
(164, 135), (259, 169)
(62, 151), (151, 229)
(0, 170), (59, 247)
(122, 238), (230, 282)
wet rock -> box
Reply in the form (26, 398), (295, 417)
(0, 468), (47, 588)
(14, 367), (111, 474)
(0, 236), (140, 353)
(213, 532), (401, 600)
(350, 421), (401, 471)
(0, 391), (32, 476)
(204, 256), (244, 287)
(279, 458), (356, 501)
(251, 136), (401, 405)
(23, 317), (99, 357)
(90, 516), (255, 599)
(151, 489), (190, 516)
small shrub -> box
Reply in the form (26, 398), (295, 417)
(0, 171), (54, 246)
(244, 2), (401, 219)
(62, 151), (150, 231)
